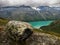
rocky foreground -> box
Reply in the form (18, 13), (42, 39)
(0, 21), (60, 45)
(26, 31), (60, 45)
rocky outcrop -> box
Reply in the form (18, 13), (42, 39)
(6, 21), (33, 41)
(0, 21), (33, 45)
(26, 32), (60, 45)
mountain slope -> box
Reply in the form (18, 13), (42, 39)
(0, 6), (60, 21)
(40, 20), (60, 36)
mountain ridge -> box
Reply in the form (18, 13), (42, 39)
(0, 5), (60, 21)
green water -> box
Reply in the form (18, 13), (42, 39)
(28, 21), (53, 28)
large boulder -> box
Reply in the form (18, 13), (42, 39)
(6, 21), (33, 41)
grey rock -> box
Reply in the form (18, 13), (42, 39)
(26, 32), (60, 45)
(0, 21), (33, 45)
(6, 21), (33, 41)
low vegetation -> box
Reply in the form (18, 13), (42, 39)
(40, 20), (60, 37)
(0, 18), (9, 25)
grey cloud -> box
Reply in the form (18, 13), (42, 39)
(0, 0), (60, 7)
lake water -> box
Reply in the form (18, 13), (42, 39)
(28, 21), (53, 28)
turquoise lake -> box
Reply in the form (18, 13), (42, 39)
(28, 21), (53, 28)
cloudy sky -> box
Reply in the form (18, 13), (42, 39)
(0, 0), (60, 7)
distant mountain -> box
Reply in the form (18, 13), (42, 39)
(37, 6), (60, 20)
(52, 6), (60, 10)
(0, 5), (60, 21)
(37, 6), (50, 10)
(37, 6), (60, 11)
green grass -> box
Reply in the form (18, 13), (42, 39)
(40, 20), (60, 37)
(33, 28), (60, 37)
(0, 18), (9, 25)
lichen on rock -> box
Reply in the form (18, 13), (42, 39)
(0, 20), (33, 45)
(6, 20), (33, 41)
